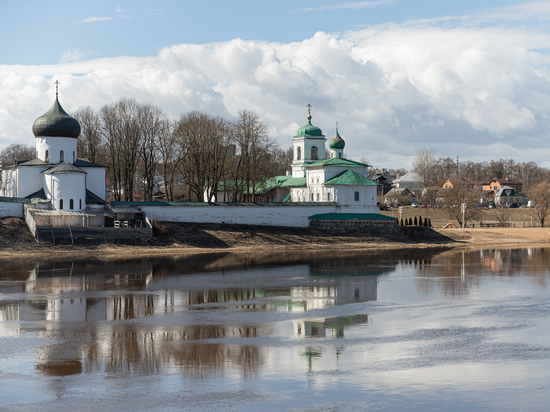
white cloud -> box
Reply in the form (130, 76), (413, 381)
(59, 49), (87, 63)
(4, 15), (550, 169)
(298, 1), (392, 13)
(115, 6), (124, 14)
(81, 16), (113, 23)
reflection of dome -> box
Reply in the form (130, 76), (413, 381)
(329, 129), (345, 149)
(32, 97), (81, 138)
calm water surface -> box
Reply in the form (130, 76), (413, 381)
(2, 247), (550, 411)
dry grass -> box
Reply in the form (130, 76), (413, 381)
(381, 206), (538, 228)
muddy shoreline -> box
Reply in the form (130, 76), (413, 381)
(1, 217), (550, 261)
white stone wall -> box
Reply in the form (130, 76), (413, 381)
(84, 167), (106, 200)
(17, 167), (45, 198)
(36, 137), (77, 164)
(0, 201), (23, 217)
(334, 185), (378, 212)
(49, 174), (86, 211)
(140, 204), (339, 227)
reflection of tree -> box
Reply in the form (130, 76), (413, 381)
(421, 247), (550, 296)
(36, 324), (271, 380)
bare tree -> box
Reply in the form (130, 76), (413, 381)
(529, 181), (550, 227)
(441, 182), (480, 227)
(174, 111), (232, 202)
(138, 104), (169, 201)
(0, 144), (34, 166)
(489, 206), (512, 227)
(157, 121), (180, 201)
(74, 107), (103, 164)
(99, 98), (141, 201)
(412, 148), (437, 188)
(230, 110), (275, 201)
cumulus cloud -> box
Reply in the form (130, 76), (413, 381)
(81, 16), (113, 23)
(4, 12), (550, 169)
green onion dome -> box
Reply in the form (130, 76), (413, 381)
(296, 121), (323, 137)
(329, 129), (345, 149)
(32, 97), (81, 138)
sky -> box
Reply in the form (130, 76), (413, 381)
(1, 0), (550, 170)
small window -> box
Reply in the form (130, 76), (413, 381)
(73, 151), (75, 162)
(354, 191), (360, 201)
(338, 152), (342, 158)
(45, 150), (49, 163)
(327, 193), (331, 201)
(297, 147), (302, 160)
(60, 150), (64, 162)
(311, 193), (314, 201)
(316, 193), (320, 201)
(59, 199), (63, 209)
(79, 199), (82, 209)
(331, 152), (334, 158)
(316, 176), (319, 183)
(69, 199), (74, 210)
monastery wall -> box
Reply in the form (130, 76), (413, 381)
(0, 201), (23, 217)
(139, 204), (340, 227)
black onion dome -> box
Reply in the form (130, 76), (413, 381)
(32, 97), (80, 138)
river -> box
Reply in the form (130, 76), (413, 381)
(1, 247), (550, 411)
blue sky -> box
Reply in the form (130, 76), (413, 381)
(2, 1), (550, 169)
(1, 0), (522, 65)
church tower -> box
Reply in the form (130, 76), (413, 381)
(291, 104), (326, 178)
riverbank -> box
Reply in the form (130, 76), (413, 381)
(1, 217), (550, 260)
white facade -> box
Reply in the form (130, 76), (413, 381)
(35, 137), (77, 164)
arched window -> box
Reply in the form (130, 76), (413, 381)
(69, 199), (74, 210)
(327, 193), (331, 201)
(59, 199), (63, 209)
(331, 152), (334, 158)
(354, 191), (360, 201)
(79, 199), (82, 209)
(297, 147), (302, 160)
(45, 150), (49, 163)
(311, 146), (318, 160)
(311, 193), (314, 201)
(60, 150), (64, 162)
(73, 151), (75, 163)
(338, 152), (342, 158)
(316, 193), (320, 201)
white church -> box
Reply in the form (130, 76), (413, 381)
(284, 106), (378, 212)
(0, 90), (107, 209)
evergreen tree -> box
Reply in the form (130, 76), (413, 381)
(414, 216), (418, 226)
(400, 218), (404, 226)
(428, 218), (432, 227)
(424, 217), (428, 226)
(409, 217), (413, 226)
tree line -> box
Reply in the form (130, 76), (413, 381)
(0, 99), (292, 202)
(412, 148), (550, 193)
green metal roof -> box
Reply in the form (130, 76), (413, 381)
(306, 158), (371, 168)
(324, 170), (376, 186)
(32, 96), (81, 138)
(309, 213), (397, 221)
(328, 130), (345, 149)
(295, 121), (324, 137)
(0, 195), (48, 204)
(86, 189), (106, 204)
(113, 201), (337, 207)
(280, 177), (306, 187)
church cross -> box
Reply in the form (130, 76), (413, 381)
(336, 121), (338, 131)
(55, 80), (60, 97)
(307, 103), (312, 122)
